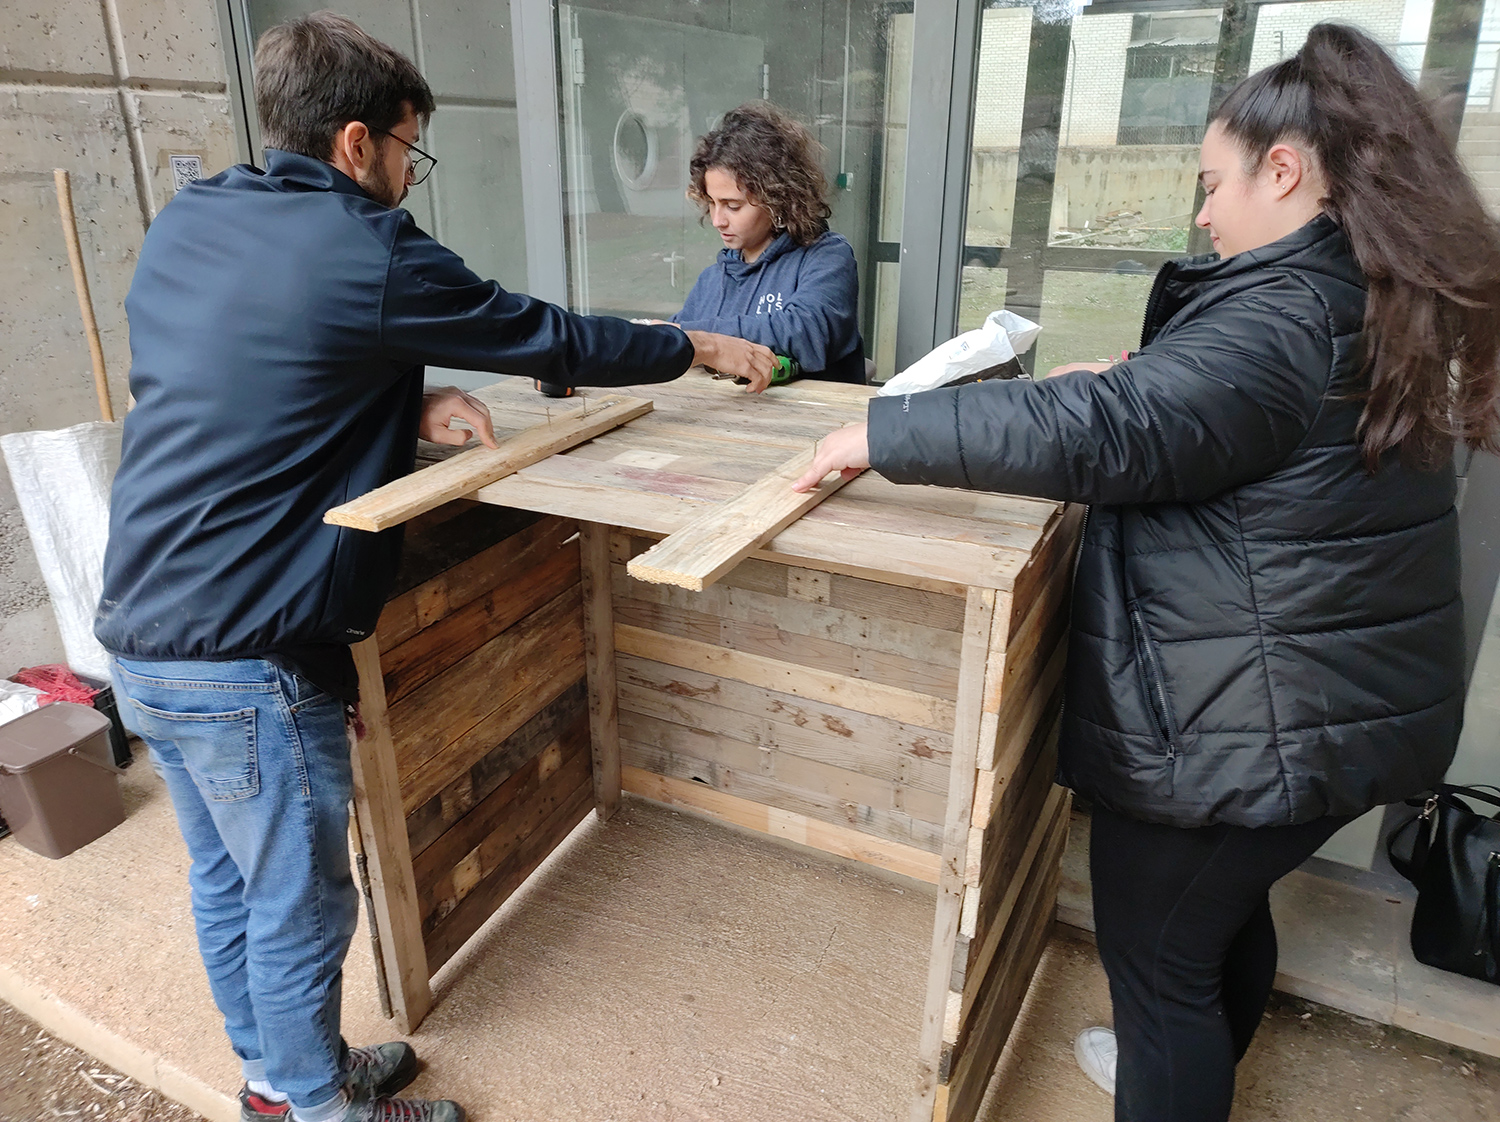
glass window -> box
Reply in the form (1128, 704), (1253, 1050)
(555, 0), (910, 378)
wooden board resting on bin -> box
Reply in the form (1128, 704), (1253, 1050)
(326, 394), (652, 532)
(626, 443), (862, 591)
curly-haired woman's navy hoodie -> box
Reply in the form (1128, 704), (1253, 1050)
(672, 230), (865, 383)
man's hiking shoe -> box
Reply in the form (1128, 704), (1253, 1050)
(345, 1041), (419, 1097)
(339, 1091), (466, 1122)
(238, 1041), (421, 1121)
(239, 1088), (290, 1121)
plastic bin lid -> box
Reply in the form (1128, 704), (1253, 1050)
(0, 702), (112, 774)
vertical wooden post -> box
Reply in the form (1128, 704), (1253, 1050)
(579, 521), (622, 819)
(349, 637), (432, 1033)
(910, 586), (1003, 1122)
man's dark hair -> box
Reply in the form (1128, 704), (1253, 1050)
(254, 11), (435, 160)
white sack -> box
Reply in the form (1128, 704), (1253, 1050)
(1, 421), (122, 680)
(878, 310), (1043, 397)
(0, 680), (45, 727)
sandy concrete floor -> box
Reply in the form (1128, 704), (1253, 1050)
(2, 747), (1497, 1122)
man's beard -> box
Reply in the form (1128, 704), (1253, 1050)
(358, 160), (407, 208)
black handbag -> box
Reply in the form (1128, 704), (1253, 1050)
(1387, 784), (1500, 985)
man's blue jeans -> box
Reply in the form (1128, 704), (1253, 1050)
(112, 658), (358, 1111)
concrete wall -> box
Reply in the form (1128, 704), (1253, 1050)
(0, 0), (236, 670)
(967, 144), (1201, 245)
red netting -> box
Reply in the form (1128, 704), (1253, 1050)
(10, 664), (100, 706)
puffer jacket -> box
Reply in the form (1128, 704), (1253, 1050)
(867, 215), (1463, 828)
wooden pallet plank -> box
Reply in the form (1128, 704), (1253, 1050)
(942, 792), (1071, 1122)
(383, 538), (580, 704)
(348, 638), (432, 1033)
(326, 395), (652, 532)
(622, 766), (941, 883)
(614, 623), (956, 732)
(389, 585), (584, 788)
(909, 587), (1000, 1122)
(580, 522), (622, 820)
(405, 680), (587, 859)
(377, 516), (578, 651)
(423, 777), (594, 973)
(627, 444), (862, 591)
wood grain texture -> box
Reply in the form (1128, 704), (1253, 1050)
(579, 522), (622, 820)
(909, 588), (1000, 1122)
(622, 766), (941, 884)
(627, 444), (862, 591)
(615, 623), (956, 732)
(326, 395), (652, 531)
(348, 638), (431, 1033)
(941, 791), (1071, 1122)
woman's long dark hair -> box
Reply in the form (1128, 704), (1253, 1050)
(687, 101), (832, 247)
(1212, 23), (1500, 470)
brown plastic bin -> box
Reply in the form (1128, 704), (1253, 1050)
(0, 702), (124, 859)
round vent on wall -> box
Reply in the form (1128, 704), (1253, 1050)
(612, 111), (658, 190)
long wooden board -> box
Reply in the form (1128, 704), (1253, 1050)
(326, 394), (653, 532)
(626, 442), (862, 591)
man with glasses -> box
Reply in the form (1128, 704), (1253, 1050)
(97, 13), (773, 1122)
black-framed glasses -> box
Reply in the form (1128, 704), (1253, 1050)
(373, 128), (437, 186)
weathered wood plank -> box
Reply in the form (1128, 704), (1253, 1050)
(383, 539), (581, 704)
(942, 791), (1070, 1122)
(417, 718), (590, 925)
(614, 595), (962, 700)
(617, 657), (952, 783)
(348, 638), (431, 1033)
(614, 568), (966, 670)
(617, 678), (950, 797)
(405, 680), (587, 859)
(579, 522), (621, 820)
(389, 585), (584, 787)
(622, 766), (941, 884)
(627, 444), (862, 591)
(909, 587), (999, 1122)
(326, 395), (652, 532)
(423, 778), (594, 973)
(377, 515), (579, 653)
(615, 623), (957, 732)
(619, 707), (949, 827)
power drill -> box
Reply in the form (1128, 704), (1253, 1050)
(714, 354), (799, 386)
(535, 380), (573, 398)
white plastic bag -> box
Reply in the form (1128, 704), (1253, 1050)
(0, 680), (45, 728)
(1, 421), (122, 681)
(878, 310), (1043, 397)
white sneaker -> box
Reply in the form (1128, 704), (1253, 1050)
(1074, 1026), (1117, 1096)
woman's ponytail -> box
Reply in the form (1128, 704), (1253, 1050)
(1213, 23), (1500, 470)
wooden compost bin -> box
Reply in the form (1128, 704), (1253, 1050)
(348, 378), (1083, 1122)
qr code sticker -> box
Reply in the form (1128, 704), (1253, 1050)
(170, 155), (204, 192)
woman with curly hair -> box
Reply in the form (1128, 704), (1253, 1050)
(672, 101), (866, 384)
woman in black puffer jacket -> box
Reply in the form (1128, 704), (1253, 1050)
(796, 24), (1500, 1122)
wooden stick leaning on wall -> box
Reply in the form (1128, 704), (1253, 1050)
(326, 394), (653, 532)
(53, 169), (113, 423)
(626, 437), (864, 592)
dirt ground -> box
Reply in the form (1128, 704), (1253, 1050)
(0, 1002), (204, 1122)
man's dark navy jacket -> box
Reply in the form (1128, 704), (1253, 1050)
(96, 150), (693, 683)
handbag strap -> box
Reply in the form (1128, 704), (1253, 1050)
(1444, 783), (1500, 815)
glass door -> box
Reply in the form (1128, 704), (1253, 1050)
(553, 0), (909, 376)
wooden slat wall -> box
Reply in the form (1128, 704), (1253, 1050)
(375, 512), (595, 975)
(612, 531), (962, 857)
(932, 504), (1086, 1122)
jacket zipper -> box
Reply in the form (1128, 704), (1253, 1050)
(1138, 261), (1174, 349)
(1129, 603), (1177, 761)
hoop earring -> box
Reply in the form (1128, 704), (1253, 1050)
(772, 213), (786, 232)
